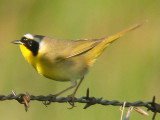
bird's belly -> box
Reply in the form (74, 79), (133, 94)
(36, 57), (89, 82)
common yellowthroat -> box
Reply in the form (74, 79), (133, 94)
(12, 22), (144, 105)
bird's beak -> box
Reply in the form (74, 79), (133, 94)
(11, 40), (24, 45)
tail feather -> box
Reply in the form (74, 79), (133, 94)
(104, 21), (145, 44)
(86, 21), (145, 66)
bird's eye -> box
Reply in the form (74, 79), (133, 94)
(21, 37), (28, 42)
(28, 40), (33, 46)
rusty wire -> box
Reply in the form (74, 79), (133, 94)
(0, 89), (159, 120)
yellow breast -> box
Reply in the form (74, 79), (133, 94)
(20, 45), (47, 77)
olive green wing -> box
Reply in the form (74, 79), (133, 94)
(66, 39), (102, 59)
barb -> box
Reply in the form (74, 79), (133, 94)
(0, 89), (159, 120)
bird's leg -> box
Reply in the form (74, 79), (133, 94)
(55, 83), (77, 97)
(43, 82), (77, 106)
(68, 76), (84, 108)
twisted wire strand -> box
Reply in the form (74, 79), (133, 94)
(0, 92), (159, 120)
(0, 94), (153, 107)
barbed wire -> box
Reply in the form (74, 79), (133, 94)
(0, 89), (159, 120)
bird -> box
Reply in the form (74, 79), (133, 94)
(12, 22), (144, 106)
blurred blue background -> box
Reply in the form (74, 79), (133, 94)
(0, 0), (160, 120)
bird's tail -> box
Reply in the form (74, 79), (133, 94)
(86, 21), (145, 67)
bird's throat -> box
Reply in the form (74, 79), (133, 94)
(20, 45), (37, 68)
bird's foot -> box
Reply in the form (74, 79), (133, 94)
(67, 94), (76, 109)
(43, 94), (57, 106)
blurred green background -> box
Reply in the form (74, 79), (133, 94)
(0, 0), (160, 120)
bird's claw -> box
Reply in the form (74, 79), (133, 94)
(67, 94), (76, 109)
(43, 94), (57, 106)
